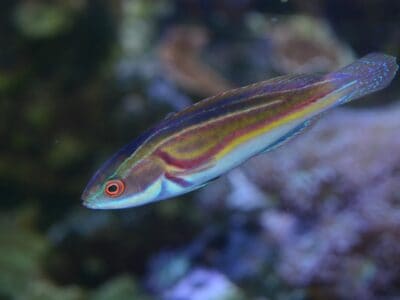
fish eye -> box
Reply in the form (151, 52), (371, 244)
(104, 179), (125, 197)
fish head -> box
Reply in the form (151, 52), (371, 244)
(82, 145), (166, 209)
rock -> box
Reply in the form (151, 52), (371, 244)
(163, 268), (245, 300)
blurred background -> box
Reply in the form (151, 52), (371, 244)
(1, 0), (400, 299)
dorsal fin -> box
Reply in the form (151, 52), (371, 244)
(170, 73), (325, 120)
(164, 112), (176, 120)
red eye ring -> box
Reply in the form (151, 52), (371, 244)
(104, 179), (125, 197)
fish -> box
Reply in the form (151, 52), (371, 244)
(82, 53), (398, 209)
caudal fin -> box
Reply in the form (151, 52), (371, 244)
(327, 53), (398, 103)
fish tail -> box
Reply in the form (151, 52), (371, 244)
(327, 53), (398, 104)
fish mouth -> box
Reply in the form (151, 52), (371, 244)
(81, 194), (130, 210)
(81, 191), (109, 209)
(81, 183), (104, 209)
(81, 189), (100, 209)
(82, 199), (95, 208)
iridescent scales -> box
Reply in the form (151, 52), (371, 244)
(82, 53), (398, 209)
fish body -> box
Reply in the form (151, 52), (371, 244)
(82, 53), (398, 209)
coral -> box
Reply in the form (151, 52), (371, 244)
(159, 25), (232, 96)
(266, 15), (355, 73)
(239, 106), (400, 299)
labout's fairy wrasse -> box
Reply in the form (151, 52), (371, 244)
(82, 53), (398, 209)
